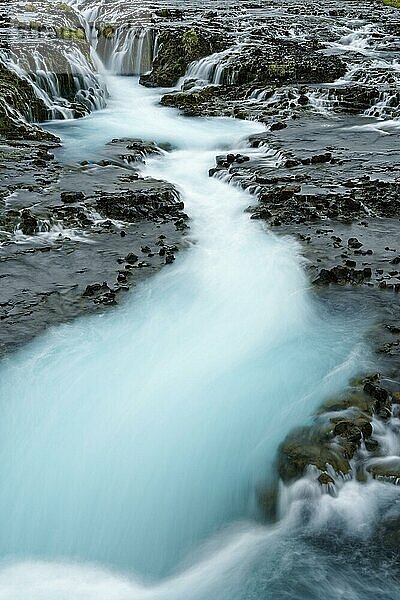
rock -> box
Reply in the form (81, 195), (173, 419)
(310, 152), (332, 164)
(313, 265), (372, 286)
(270, 121), (287, 131)
(348, 237), (363, 249)
(125, 253), (138, 264)
(82, 282), (110, 297)
(365, 438), (379, 452)
(318, 472), (335, 485)
(367, 459), (400, 483)
(277, 426), (351, 482)
(141, 29), (226, 87)
(19, 209), (38, 235)
(61, 191), (85, 203)
(333, 421), (362, 443)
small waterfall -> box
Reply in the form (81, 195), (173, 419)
(179, 48), (238, 88)
(1, 43), (107, 120)
(307, 89), (338, 115)
(364, 88), (400, 119)
(96, 26), (157, 75)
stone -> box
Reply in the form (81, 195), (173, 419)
(318, 472), (335, 485)
(348, 237), (363, 249)
(61, 191), (85, 203)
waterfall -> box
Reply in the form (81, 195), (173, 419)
(96, 26), (157, 75)
(179, 48), (238, 88)
(364, 88), (400, 119)
(1, 43), (107, 120)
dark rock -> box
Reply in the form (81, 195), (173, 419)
(348, 237), (363, 249)
(125, 253), (138, 264)
(318, 472), (335, 485)
(270, 121), (287, 131)
(61, 191), (85, 203)
(19, 209), (38, 235)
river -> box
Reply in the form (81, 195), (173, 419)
(0, 2), (399, 598)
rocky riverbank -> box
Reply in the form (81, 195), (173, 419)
(0, 1), (188, 355)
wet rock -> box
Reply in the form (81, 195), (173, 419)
(277, 425), (351, 482)
(125, 253), (139, 264)
(82, 282), (110, 298)
(95, 182), (185, 223)
(318, 472), (335, 485)
(19, 209), (38, 235)
(313, 265), (372, 286)
(270, 121), (287, 131)
(141, 29), (226, 87)
(367, 459), (400, 484)
(348, 237), (363, 249)
(61, 191), (85, 203)
(309, 152), (332, 164)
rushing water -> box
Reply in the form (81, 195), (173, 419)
(1, 70), (390, 598)
(1, 4), (400, 598)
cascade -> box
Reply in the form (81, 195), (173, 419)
(1, 42), (107, 120)
(179, 48), (238, 88)
(96, 26), (157, 75)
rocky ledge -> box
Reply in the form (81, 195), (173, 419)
(0, 135), (188, 356)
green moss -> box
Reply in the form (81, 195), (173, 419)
(267, 63), (289, 77)
(56, 26), (86, 41)
(56, 2), (74, 12)
(29, 20), (45, 32)
(98, 24), (115, 39)
(381, 0), (400, 6)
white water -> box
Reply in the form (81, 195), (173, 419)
(0, 68), (386, 597)
(97, 27), (156, 75)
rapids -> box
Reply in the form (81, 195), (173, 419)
(1, 2), (399, 599)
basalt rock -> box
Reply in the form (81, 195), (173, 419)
(140, 29), (227, 88)
(95, 182), (186, 224)
(0, 62), (53, 141)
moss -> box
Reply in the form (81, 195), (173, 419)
(155, 8), (183, 19)
(318, 390), (375, 415)
(56, 26), (86, 41)
(267, 63), (289, 77)
(56, 2), (73, 12)
(98, 24), (115, 39)
(381, 0), (400, 6)
(29, 20), (46, 32)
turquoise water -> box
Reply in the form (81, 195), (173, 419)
(0, 73), (395, 599)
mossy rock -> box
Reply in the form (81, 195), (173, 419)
(56, 26), (86, 41)
(277, 426), (351, 482)
(161, 86), (222, 113)
(367, 459), (400, 482)
(140, 28), (227, 88)
(318, 390), (375, 415)
(0, 62), (55, 141)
